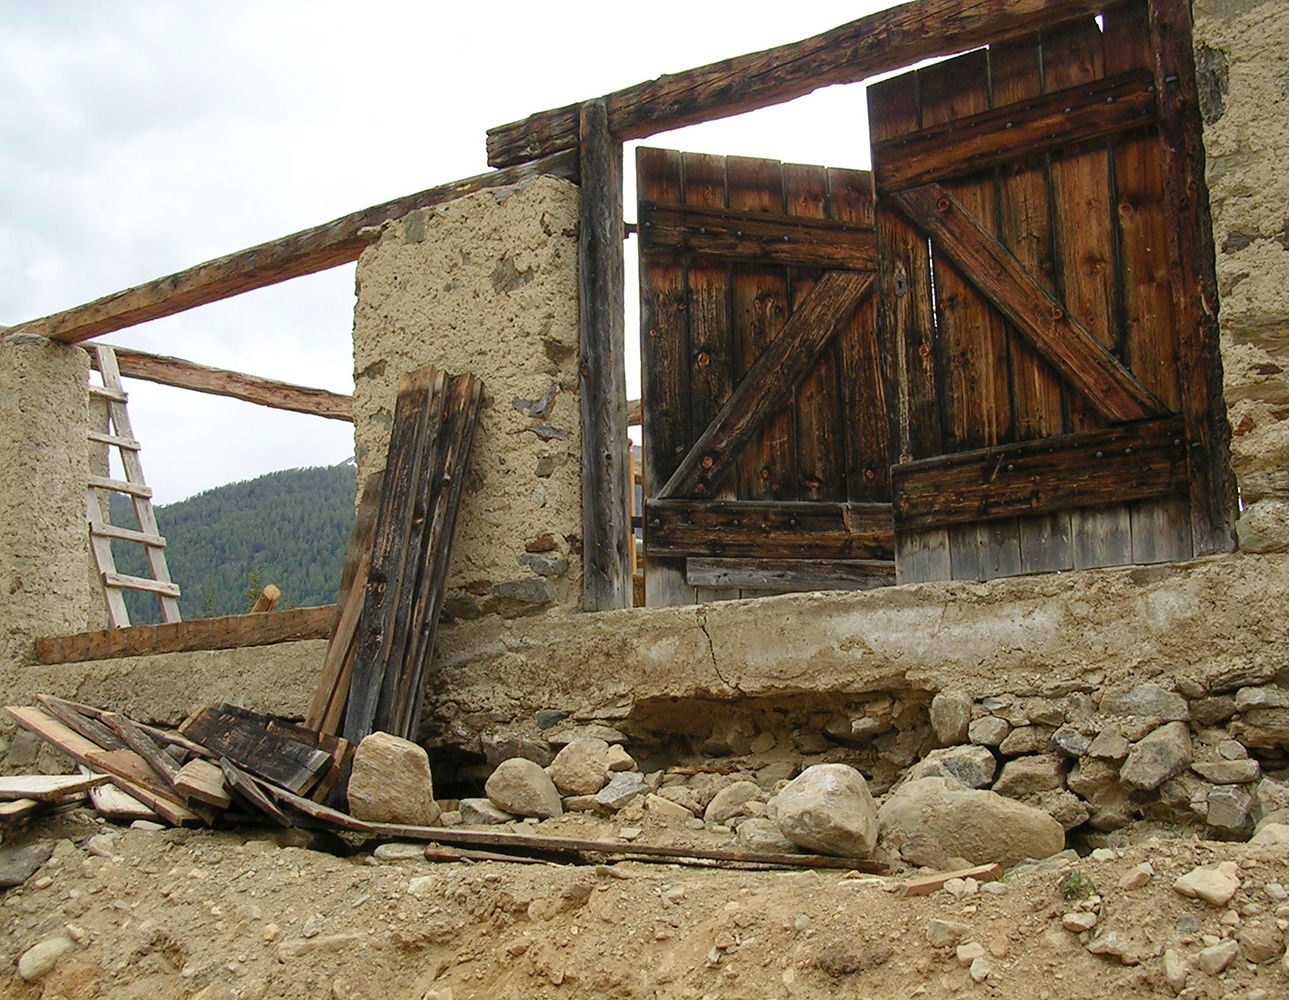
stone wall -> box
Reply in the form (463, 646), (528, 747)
(350, 175), (582, 619)
(1195, 0), (1289, 531)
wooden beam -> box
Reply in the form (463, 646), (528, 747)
(658, 272), (874, 499)
(1146, 0), (1237, 555)
(686, 557), (895, 591)
(180, 705), (331, 797)
(645, 499), (894, 560)
(100, 346), (354, 421)
(639, 203), (877, 269)
(891, 416), (1189, 530)
(33, 604), (336, 665)
(578, 99), (632, 611)
(873, 68), (1158, 192)
(891, 183), (1164, 422)
(486, 0), (1108, 167)
(6, 150), (578, 344)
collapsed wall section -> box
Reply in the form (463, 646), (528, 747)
(351, 175), (582, 618)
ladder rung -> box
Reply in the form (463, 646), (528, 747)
(89, 521), (166, 547)
(88, 430), (141, 451)
(88, 476), (152, 499)
(102, 573), (181, 598)
(88, 384), (127, 402)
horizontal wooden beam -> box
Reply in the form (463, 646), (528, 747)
(639, 203), (877, 269)
(6, 149), (578, 345)
(33, 605), (336, 665)
(891, 183), (1164, 423)
(891, 416), (1188, 530)
(97, 345), (354, 421)
(486, 0), (1108, 167)
(686, 557), (895, 591)
(874, 68), (1158, 192)
(646, 499), (894, 560)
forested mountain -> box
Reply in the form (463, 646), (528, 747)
(110, 461), (356, 623)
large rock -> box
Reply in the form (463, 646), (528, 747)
(1119, 722), (1193, 791)
(769, 764), (878, 858)
(930, 690), (972, 745)
(878, 777), (1065, 867)
(347, 732), (441, 826)
(485, 758), (563, 818)
(905, 745), (997, 789)
(1236, 498), (1289, 553)
(1100, 683), (1189, 722)
(595, 771), (648, 811)
(546, 738), (611, 796)
(704, 781), (762, 824)
(992, 755), (1064, 798)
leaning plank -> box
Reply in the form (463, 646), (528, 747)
(104, 713), (184, 795)
(218, 758), (292, 827)
(41, 696), (214, 760)
(639, 204), (877, 270)
(486, 0), (1107, 166)
(658, 272), (874, 499)
(873, 69), (1158, 192)
(175, 759), (232, 809)
(900, 863), (1003, 897)
(891, 183), (1164, 423)
(646, 500), (894, 560)
(34, 695), (125, 750)
(7, 149), (578, 344)
(33, 604), (336, 665)
(686, 557), (895, 592)
(100, 346), (354, 421)
(892, 416), (1189, 530)
(180, 706), (331, 797)
(0, 774), (111, 802)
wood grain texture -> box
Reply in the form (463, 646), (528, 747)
(181, 705), (330, 797)
(33, 605), (336, 665)
(486, 0), (1108, 166)
(686, 557), (894, 591)
(9, 151), (578, 344)
(646, 499), (894, 560)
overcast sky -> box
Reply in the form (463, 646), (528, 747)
(1, 0), (893, 505)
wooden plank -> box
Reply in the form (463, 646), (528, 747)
(180, 705), (331, 797)
(87, 780), (158, 822)
(105, 713), (184, 795)
(175, 759), (232, 809)
(900, 863), (1002, 897)
(874, 69), (1158, 193)
(1146, 0), (1237, 554)
(98, 346), (354, 421)
(892, 416), (1188, 530)
(659, 272), (873, 500)
(89, 521), (166, 547)
(639, 203), (877, 269)
(9, 150), (579, 344)
(1071, 506), (1133, 569)
(485, 0), (1109, 167)
(42, 696), (214, 760)
(102, 572), (181, 599)
(578, 99), (632, 611)
(0, 799), (44, 822)
(891, 183), (1163, 423)
(0, 774), (111, 802)
(1017, 511), (1074, 574)
(34, 695), (126, 750)
(686, 557), (895, 592)
(646, 499), (894, 560)
(638, 147), (694, 608)
(895, 529), (953, 584)
(218, 758), (293, 827)
(88, 475), (152, 498)
(1129, 496), (1192, 564)
(33, 604), (336, 665)
(307, 552), (369, 734)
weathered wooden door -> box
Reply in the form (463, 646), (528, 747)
(636, 149), (894, 606)
(868, 0), (1233, 583)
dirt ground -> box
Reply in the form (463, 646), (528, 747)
(2, 805), (1286, 1000)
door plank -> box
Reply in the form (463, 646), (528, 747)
(646, 499), (893, 560)
(686, 557), (894, 592)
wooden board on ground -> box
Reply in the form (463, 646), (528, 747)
(86, 779), (159, 823)
(0, 773), (111, 802)
(899, 863), (1003, 897)
(180, 705), (331, 797)
(175, 759), (231, 809)
(218, 758), (292, 827)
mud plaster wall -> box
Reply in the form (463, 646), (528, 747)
(1195, 0), (1289, 493)
(351, 175), (582, 617)
(0, 336), (95, 666)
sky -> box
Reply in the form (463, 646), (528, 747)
(0, 0), (895, 504)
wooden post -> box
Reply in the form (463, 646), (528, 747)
(1146, 0), (1237, 555)
(577, 99), (631, 610)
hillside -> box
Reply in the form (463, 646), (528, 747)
(110, 461), (356, 622)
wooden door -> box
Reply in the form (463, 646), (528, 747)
(636, 149), (894, 606)
(868, 0), (1233, 583)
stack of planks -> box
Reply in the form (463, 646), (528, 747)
(3, 697), (353, 829)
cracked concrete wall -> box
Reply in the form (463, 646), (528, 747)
(1195, 0), (1289, 502)
(351, 175), (582, 619)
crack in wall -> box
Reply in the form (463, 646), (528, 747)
(695, 606), (741, 694)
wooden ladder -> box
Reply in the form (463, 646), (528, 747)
(86, 345), (182, 626)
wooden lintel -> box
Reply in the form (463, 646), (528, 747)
(485, 0), (1108, 167)
(646, 499), (894, 560)
(686, 557), (896, 592)
(874, 68), (1158, 192)
(659, 272), (874, 500)
(98, 345), (354, 421)
(6, 149), (578, 344)
(891, 416), (1188, 530)
(891, 183), (1164, 423)
(33, 604), (336, 665)
(639, 203), (877, 270)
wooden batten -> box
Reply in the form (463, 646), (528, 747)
(100, 346), (354, 422)
(646, 499), (895, 560)
(33, 605), (336, 666)
(7, 150), (578, 345)
(686, 557), (895, 592)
